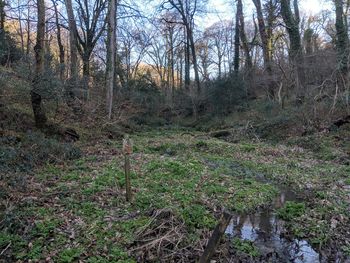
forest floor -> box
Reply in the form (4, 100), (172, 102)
(1, 118), (350, 262)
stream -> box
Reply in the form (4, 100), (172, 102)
(225, 187), (322, 263)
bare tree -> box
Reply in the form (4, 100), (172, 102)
(163, 0), (203, 93)
(196, 36), (211, 80)
(204, 21), (229, 79)
(73, 0), (108, 97)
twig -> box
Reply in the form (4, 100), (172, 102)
(0, 242), (11, 256)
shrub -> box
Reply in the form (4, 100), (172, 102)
(205, 74), (247, 115)
(0, 131), (81, 174)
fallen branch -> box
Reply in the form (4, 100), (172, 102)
(199, 211), (232, 263)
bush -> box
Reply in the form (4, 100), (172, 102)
(205, 74), (247, 115)
(0, 131), (81, 174)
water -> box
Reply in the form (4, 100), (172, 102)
(225, 188), (321, 263)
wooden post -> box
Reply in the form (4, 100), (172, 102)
(199, 211), (232, 263)
(122, 135), (132, 202)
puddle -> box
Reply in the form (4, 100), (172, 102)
(225, 188), (321, 262)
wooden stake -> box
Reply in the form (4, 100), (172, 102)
(199, 211), (232, 263)
(123, 135), (133, 202)
(124, 154), (132, 202)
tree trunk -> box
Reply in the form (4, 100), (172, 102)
(185, 27), (190, 89)
(233, 1), (240, 73)
(0, 0), (5, 30)
(82, 53), (90, 99)
(335, 0), (349, 74)
(238, 0), (252, 70)
(65, 0), (80, 109)
(186, 24), (201, 94)
(53, 0), (65, 81)
(26, 7), (31, 55)
(218, 56), (222, 79)
(106, 0), (117, 119)
(280, 0), (305, 99)
(31, 0), (47, 128)
(17, 1), (25, 53)
(252, 0), (270, 71)
(252, 0), (275, 97)
(116, 53), (125, 87)
(65, 0), (79, 82)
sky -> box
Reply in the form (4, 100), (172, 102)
(300, 0), (332, 14)
(202, 0), (333, 28)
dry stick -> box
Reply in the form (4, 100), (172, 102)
(199, 211), (232, 263)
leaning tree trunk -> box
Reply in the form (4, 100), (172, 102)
(106, 0), (117, 119)
(31, 0), (47, 128)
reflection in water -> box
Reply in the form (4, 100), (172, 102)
(225, 188), (321, 263)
